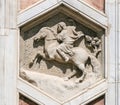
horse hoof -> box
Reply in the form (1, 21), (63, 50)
(29, 62), (34, 68)
(79, 79), (83, 83)
(64, 77), (69, 81)
(75, 79), (83, 84)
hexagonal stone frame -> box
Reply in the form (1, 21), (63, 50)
(18, 0), (108, 105)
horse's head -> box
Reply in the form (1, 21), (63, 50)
(33, 29), (47, 48)
(36, 28), (47, 39)
(33, 27), (59, 48)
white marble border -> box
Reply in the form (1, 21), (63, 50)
(18, 78), (61, 105)
(63, 0), (107, 27)
(0, 0), (18, 105)
(63, 80), (107, 105)
(17, 0), (62, 26)
(4, 30), (18, 105)
(18, 78), (107, 105)
(105, 0), (120, 105)
(17, 0), (108, 28)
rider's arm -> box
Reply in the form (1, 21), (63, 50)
(56, 33), (64, 42)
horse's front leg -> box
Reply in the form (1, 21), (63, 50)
(29, 53), (44, 68)
(29, 53), (39, 68)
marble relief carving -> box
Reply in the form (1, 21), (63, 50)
(20, 13), (103, 101)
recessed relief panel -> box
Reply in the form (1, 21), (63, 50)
(20, 12), (104, 101)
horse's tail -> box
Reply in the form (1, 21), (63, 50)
(89, 55), (101, 77)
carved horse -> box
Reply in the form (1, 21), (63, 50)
(30, 27), (100, 83)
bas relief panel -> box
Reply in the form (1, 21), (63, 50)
(20, 13), (104, 101)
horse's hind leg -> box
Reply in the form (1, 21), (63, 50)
(64, 66), (77, 81)
(75, 63), (86, 83)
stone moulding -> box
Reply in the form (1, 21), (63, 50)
(18, 78), (107, 104)
(17, 0), (107, 27)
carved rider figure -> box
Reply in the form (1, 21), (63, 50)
(33, 22), (84, 62)
(56, 22), (84, 62)
(28, 22), (101, 83)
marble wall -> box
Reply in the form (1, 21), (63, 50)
(0, 0), (119, 105)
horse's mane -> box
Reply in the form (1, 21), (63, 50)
(42, 27), (57, 37)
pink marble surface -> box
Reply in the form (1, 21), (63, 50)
(20, 0), (40, 10)
(20, 0), (104, 12)
(83, 0), (104, 12)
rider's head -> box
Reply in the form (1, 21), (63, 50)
(57, 22), (66, 33)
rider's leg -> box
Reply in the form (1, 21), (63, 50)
(65, 46), (74, 56)
(56, 44), (69, 62)
(56, 48), (69, 62)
